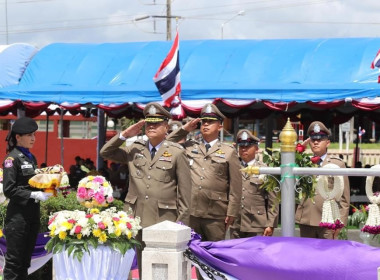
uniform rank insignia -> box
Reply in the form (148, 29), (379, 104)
(4, 157), (14, 168)
(215, 150), (225, 158)
(191, 148), (199, 154)
(159, 151), (172, 162)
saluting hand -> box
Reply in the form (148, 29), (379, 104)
(263, 227), (274, 236)
(183, 118), (201, 132)
(301, 137), (311, 147)
(121, 120), (145, 138)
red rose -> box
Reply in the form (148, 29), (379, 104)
(311, 156), (321, 164)
(295, 143), (306, 153)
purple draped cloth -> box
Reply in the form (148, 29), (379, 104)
(0, 233), (50, 257)
(188, 235), (380, 280)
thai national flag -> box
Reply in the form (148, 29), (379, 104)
(371, 49), (380, 69)
(153, 31), (181, 107)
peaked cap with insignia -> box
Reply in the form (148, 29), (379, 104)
(200, 103), (225, 121)
(143, 102), (171, 123)
(236, 129), (260, 146)
(307, 121), (331, 140)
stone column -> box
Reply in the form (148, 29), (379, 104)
(142, 221), (191, 280)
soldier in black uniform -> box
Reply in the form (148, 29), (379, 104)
(3, 117), (52, 280)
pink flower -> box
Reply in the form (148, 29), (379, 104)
(107, 196), (114, 203)
(93, 177), (104, 184)
(87, 189), (95, 198)
(85, 214), (93, 218)
(98, 222), (106, 229)
(94, 192), (105, 204)
(74, 225), (82, 234)
(48, 214), (57, 225)
(126, 222), (132, 230)
(113, 217), (120, 222)
(68, 219), (76, 224)
(77, 187), (87, 199)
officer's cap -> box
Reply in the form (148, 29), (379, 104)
(11, 117), (38, 134)
(168, 120), (182, 132)
(237, 129), (260, 146)
(307, 121), (331, 140)
(200, 104), (225, 121)
(143, 102), (171, 123)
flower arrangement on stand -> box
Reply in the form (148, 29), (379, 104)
(76, 175), (114, 208)
(45, 174), (142, 280)
(45, 207), (141, 261)
(260, 143), (317, 203)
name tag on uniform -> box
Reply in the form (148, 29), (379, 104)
(159, 157), (172, 162)
(21, 164), (33, 169)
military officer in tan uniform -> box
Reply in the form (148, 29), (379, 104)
(100, 102), (191, 276)
(295, 121), (350, 239)
(167, 104), (242, 242)
(230, 129), (279, 239)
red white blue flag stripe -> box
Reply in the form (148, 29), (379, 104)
(153, 31), (181, 107)
(371, 49), (380, 69)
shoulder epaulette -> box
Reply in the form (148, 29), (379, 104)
(166, 141), (184, 150)
(329, 156), (342, 161)
(221, 142), (235, 149)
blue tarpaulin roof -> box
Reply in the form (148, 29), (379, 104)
(0, 38), (380, 105)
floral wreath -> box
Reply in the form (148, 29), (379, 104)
(317, 163), (345, 230)
(77, 175), (114, 208)
(362, 164), (380, 234)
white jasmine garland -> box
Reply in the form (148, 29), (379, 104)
(317, 163), (344, 229)
(365, 164), (380, 204)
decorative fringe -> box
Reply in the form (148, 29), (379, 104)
(362, 204), (380, 234)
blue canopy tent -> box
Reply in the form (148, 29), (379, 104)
(0, 38), (380, 120)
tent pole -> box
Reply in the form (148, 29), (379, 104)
(45, 114), (49, 165)
(60, 108), (64, 167)
(97, 108), (105, 171)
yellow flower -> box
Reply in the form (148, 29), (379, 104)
(99, 232), (107, 243)
(62, 221), (73, 230)
(93, 228), (102, 237)
(114, 228), (121, 237)
(76, 234), (82, 240)
(88, 175), (94, 181)
(127, 231), (132, 239)
(0, 229), (3, 238)
(90, 208), (100, 214)
(103, 181), (109, 187)
(59, 231), (67, 240)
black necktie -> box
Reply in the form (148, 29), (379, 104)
(150, 147), (156, 159)
(242, 162), (248, 167)
(205, 143), (211, 152)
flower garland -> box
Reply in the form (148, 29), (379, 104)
(77, 175), (114, 208)
(317, 163), (345, 230)
(362, 164), (380, 234)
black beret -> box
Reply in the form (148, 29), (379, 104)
(12, 117), (38, 134)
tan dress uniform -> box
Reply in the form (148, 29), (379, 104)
(167, 104), (242, 242)
(230, 160), (279, 238)
(100, 136), (191, 227)
(295, 121), (350, 239)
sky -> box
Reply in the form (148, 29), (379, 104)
(0, 0), (380, 48)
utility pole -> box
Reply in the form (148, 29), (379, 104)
(166, 0), (171, 41)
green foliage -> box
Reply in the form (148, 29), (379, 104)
(348, 204), (368, 228)
(0, 192), (125, 233)
(261, 148), (317, 204)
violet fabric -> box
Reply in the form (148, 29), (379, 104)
(188, 236), (380, 280)
(0, 233), (50, 258)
